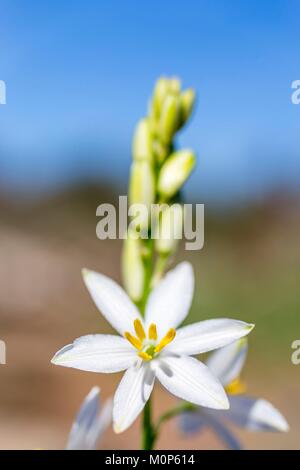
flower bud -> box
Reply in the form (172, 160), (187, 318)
(155, 204), (184, 255)
(180, 88), (195, 123)
(159, 94), (180, 144)
(152, 77), (169, 120)
(122, 230), (145, 302)
(129, 161), (155, 229)
(158, 149), (196, 199)
(129, 161), (155, 206)
(132, 118), (153, 162)
(168, 77), (181, 94)
(152, 139), (168, 164)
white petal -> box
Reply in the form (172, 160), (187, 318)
(226, 396), (289, 432)
(85, 398), (112, 449)
(167, 319), (254, 356)
(66, 386), (100, 450)
(51, 335), (137, 373)
(206, 338), (248, 386)
(145, 262), (194, 336)
(113, 363), (155, 433)
(154, 355), (229, 409)
(82, 269), (142, 335)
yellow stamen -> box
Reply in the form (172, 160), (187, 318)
(154, 328), (176, 353)
(134, 318), (146, 342)
(138, 351), (152, 361)
(124, 332), (142, 351)
(225, 378), (246, 395)
(148, 323), (157, 341)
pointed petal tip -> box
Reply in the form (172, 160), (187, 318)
(247, 323), (255, 333)
(209, 394), (230, 411)
(284, 423), (290, 432)
(51, 343), (74, 366)
(113, 423), (124, 434)
(82, 268), (91, 279)
(281, 420), (290, 433)
(89, 386), (101, 397)
(213, 383), (230, 410)
(51, 351), (61, 365)
(268, 409), (290, 433)
(178, 261), (193, 274)
(268, 404), (289, 432)
(249, 398), (289, 433)
(217, 392), (230, 410)
(51, 354), (65, 366)
(51, 353), (61, 365)
(223, 397), (230, 410)
(268, 406), (290, 432)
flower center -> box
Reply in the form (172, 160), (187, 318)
(225, 377), (246, 395)
(124, 318), (176, 361)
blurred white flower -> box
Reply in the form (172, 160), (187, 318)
(179, 340), (289, 449)
(52, 262), (254, 434)
(66, 387), (112, 450)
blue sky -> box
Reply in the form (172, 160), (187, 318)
(0, 0), (300, 204)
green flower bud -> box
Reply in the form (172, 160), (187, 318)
(155, 204), (184, 255)
(152, 77), (169, 120)
(129, 160), (155, 206)
(180, 88), (196, 123)
(168, 77), (181, 95)
(132, 118), (153, 162)
(159, 94), (180, 144)
(152, 138), (168, 164)
(158, 149), (196, 199)
(129, 161), (155, 229)
(122, 230), (145, 302)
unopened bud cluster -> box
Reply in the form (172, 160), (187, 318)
(124, 77), (197, 304)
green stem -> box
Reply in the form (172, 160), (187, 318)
(138, 238), (154, 314)
(155, 403), (196, 437)
(140, 239), (156, 450)
(150, 253), (170, 289)
(142, 398), (156, 450)
(142, 400), (196, 449)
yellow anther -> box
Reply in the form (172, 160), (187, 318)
(134, 318), (146, 342)
(154, 328), (176, 353)
(138, 351), (152, 361)
(124, 332), (142, 351)
(225, 378), (246, 396)
(148, 323), (157, 341)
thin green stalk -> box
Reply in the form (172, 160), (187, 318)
(155, 403), (196, 437)
(138, 238), (154, 314)
(140, 238), (156, 450)
(142, 398), (156, 450)
(150, 253), (170, 289)
(142, 402), (195, 449)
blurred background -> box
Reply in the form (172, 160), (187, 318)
(0, 0), (299, 449)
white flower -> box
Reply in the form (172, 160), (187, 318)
(52, 262), (254, 434)
(66, 387), (112, 450)
(180, 339), (289, 449)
